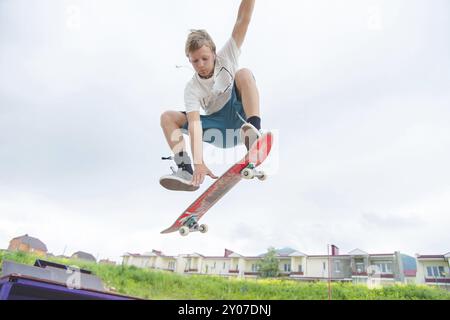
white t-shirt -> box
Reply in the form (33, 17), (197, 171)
(184, 37), (241, 115)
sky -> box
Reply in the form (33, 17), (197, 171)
(1, 0), (449, 263)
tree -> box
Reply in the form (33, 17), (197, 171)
(258, 247), (280, 278)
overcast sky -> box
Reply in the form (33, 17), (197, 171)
(1, 0), (449, 263)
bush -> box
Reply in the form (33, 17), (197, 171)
(258, 247), (280, 278)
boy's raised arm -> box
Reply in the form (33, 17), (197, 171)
(232, 0), (256, 49)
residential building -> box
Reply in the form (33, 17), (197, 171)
(121, 246), (416, 287)
(416, 253), (450, 289)
(7, 234), (48, 257)
(99, 259), (117, 266)
(301, 249), (408, 286)
(71, 251), (97, 263)
(122, 250), (176, 272)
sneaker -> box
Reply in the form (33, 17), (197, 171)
(160, 167), (200, 192)
(240, 123), (262, 151)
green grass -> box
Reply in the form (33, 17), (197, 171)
(1, 250), (449, 300)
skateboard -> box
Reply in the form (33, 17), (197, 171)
(161, 132), (274, 236)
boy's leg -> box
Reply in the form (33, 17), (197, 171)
(235, 68), (261, 129)
(235, 68), (262, 150)
(160, 111), (188, 154)
(160, 111), (197, 191)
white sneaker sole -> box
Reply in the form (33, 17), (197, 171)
(160, 176), (199, 192)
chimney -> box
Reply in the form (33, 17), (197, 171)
(331, 245), (339, 256)
(224, 249), (234, 258)
(152, 250), (162, 256)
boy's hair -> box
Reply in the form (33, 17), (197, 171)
(185, 29), (216, 57)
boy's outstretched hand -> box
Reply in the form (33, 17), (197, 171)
(192, 163), (219, 187)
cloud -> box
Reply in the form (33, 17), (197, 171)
(360, 212), (425, 230)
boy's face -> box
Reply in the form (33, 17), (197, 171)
(188, 45), (216, 78)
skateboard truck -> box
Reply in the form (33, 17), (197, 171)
(179, 216), (209, 237)
(241, 163), (268, 181)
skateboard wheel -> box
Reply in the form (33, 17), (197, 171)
(199, 224), (209, 234)
(179, 226), (190, 237)
(258, 173), (268, 181)
(241, 168), (255, 180)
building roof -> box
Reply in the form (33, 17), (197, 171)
(71, 251), (96, 262)
(122, 253), (152, 258)
(121, 252), (176, 259)
(348, 249), (369, 256)
(147, 250), (175, 258)
(289, 251), (308, 257)
(123, 253), (142, 257)
(416, 255), (446, 260)
(258, 247), (298, 257)
(180, 253), (206, 258)
(307, 255), (351, 258)
(11, 234), (48, 252)
(307, 252), (394, 259)
(142, 251), (158, 257)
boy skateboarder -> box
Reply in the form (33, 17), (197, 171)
(160, 0), (262, 192)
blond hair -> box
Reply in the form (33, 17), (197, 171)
(185, 29), (216, 57)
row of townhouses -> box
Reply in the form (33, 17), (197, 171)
(122, 246), (450, 289)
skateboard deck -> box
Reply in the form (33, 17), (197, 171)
(161, 132), (274, 236)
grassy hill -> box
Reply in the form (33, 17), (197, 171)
(1, 250), (449, 300)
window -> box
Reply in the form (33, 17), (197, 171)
(298, 265), (303, 273)
(284, 264), (291, 272)
(223, 262), (226, 269)
(334, 261), (341, 273)
(440, 266), (446, 277)
(251, 264), (260, 272)
(323, 262), (327, 271)
(356, 262), (365, 273)
(427, 266), (446, 278)
(374, 263), (392, 274)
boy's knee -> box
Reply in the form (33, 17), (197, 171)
(161, 111), (187, 128)
(235, 69), (255, 87)
(160, 111), (174, 128)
